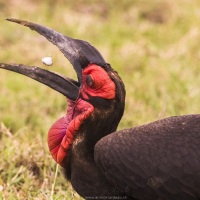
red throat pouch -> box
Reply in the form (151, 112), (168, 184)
(48, 99), (94, 166)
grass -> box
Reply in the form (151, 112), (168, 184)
(0, 0), (200, 199)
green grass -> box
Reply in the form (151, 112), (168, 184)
(0, 0), (200, 199)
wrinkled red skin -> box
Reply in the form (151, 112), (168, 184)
(48, 99), (94, 166)
(47, 64), (116, 166)
(81, 64), (115, 100)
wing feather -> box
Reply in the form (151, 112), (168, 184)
(94, 114), (200, 200)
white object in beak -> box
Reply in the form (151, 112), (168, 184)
(42, 57), (53, 66)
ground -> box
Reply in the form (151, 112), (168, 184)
(0, 0), (200, 199)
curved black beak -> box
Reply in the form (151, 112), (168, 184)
(0, 18), (106, 100)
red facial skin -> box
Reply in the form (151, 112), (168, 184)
(81, 64), (116, 100)
(48, 64), (116, 166)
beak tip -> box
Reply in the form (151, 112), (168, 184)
(5, 18), (15, 22)
(5, 18), (27, 26)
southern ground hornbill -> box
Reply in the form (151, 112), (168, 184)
(0, 19), (200, 200)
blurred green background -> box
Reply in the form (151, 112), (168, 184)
(0, 0), (200, 199)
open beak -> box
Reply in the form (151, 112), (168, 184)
(0, 18), (106, 101)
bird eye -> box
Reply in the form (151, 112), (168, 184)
(86, 75), (94, 87)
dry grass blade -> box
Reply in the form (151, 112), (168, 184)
(0, 123), (13, 138)
(50, 164), (59, 200)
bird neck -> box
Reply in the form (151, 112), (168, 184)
(62, 108), (123, 197)
(62, 90), (126, 197)
(68, 129), (121, 197)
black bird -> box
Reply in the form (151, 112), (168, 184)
(0, 19), (200, 200)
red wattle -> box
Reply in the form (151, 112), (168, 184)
(48, 117), (68, 162)
(48, 99), (94, 167)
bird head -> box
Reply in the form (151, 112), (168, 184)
(0, 19), (125, 167)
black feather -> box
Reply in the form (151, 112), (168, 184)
(95, 114), (200, 200)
